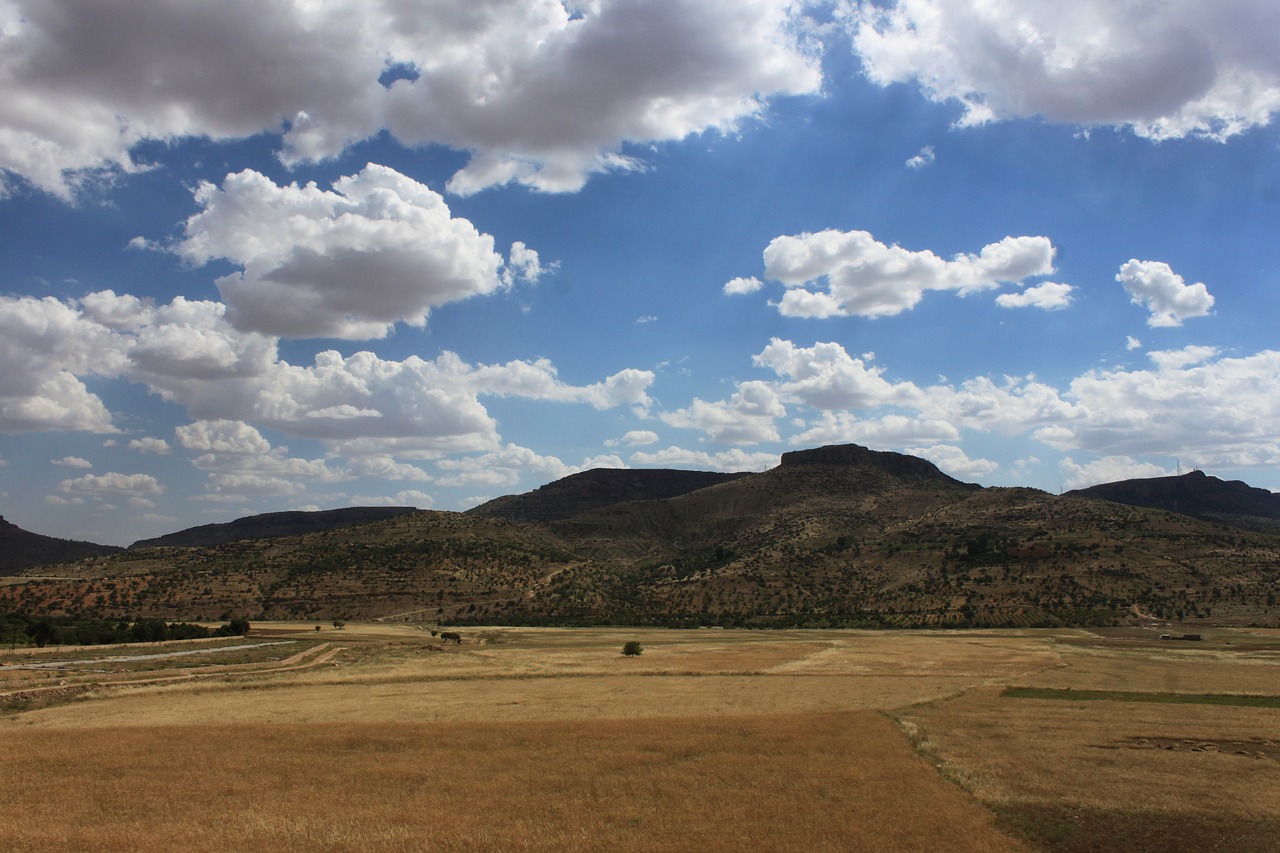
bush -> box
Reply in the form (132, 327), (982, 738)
(622, 641), (643, 657)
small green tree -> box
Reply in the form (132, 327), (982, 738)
(622, 641), (643, 657)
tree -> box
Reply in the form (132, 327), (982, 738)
(622, 641), (643, 657)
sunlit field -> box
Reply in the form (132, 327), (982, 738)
(3, 625), (1277, 851)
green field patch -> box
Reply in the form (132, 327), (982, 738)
(1002, 686), (1280, 708)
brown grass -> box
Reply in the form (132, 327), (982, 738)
(6, 625), (1278, 851)
(0, 713), (1023, 852)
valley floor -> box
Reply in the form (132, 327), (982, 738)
(2, 625), (1277, 851)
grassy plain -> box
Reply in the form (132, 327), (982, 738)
(2, 625), (1277, 851)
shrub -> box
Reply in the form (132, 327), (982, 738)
(622, 641), (643, 657)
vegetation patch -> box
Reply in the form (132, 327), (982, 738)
(1001, 686), (1280, 708)
(993, 803), (1280, 853)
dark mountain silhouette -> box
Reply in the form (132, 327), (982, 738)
(128, 506), (421, 550)
(1066, 470), (1280, 534)
(468, 468), (750, 523)
(0, 516), (121, 575)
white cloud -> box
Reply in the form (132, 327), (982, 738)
(1126, 336), (1143, 351)
(177, 419), (346, 500)
(1060, 456), (1175, 490)
(1037, 348), (1280, 466)
(57, 471), (164, 501)
(0, 294), (129, 433)
(607, 430), (661, 447)
(345, 490), (434, 508)
(630, 446), (778, 472)
(995, 281), (1074, 310)
(173, 165), (516, 340)
(0, 288), (653, 464)
(904, 444), (998, 480)
(791, 412), (959, 447)
(0, 0), (821, 198)
(1117, 259), (1214, 327)
(754, 338), (921, 409)
(661, 381), (784, 444)
(848, 0), (1280, 140)
(434, 444), (616, 488)
(723, 276), (764, 296)
(127, 437), (171, 455)
(905, 145), (935, 169)
(759, 230), (1055, 318)
(53, 456), (92, 468)
(176, 420), (272, 456)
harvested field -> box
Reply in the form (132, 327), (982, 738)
(3, 624), (1277, 851)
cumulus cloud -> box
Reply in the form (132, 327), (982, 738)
(904, 444), (998, 480)
(0, 289), (654, 471)
(1035, 348), (1280, 466)
(1060, 456), (1175, 490)
(791, 412), (959, 447)
(0, 0), (820, 198)
(172, 165), (521, 340)
(606, 430), (661, 448)
(53, 456), (92, 468)
(756, 230), (1055, 318)
(435, 444), (623, 488)
(630, 446), (779, 472)
(847, 0), (1280, 140)
(723, 276), (763, 296)
(0, 294), (129, 433)
(57, 471), (164, 502)
(754, 338), (920, 409)
(127, 437), (171, 455)
(1117, 259), (1214, 327)
(995, 281), (1074, 310)
(661, 381), (785, 444)
(177, 419), (346, 500)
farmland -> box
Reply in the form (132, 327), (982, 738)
(2, 625), (1277, 851)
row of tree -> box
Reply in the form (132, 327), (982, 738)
(3, 614), (250, 649)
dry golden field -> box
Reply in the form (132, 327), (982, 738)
(2, 625), (1278, 851)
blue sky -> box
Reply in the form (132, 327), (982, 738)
(2, 0), (1279, 545)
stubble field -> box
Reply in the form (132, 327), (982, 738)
(2, 625), (1277, 851)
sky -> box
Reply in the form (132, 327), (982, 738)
(2, 0), (1279, 546)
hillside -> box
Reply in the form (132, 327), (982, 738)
(0, 516), (121, 575)
(1066, 470), (1280, 534)
(468, 468), (748, 522)
(5, 444), (1279, 628)
(128, 506), (421, 549)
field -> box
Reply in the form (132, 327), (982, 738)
(2, 625), (1277, 851)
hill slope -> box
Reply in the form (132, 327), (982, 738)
(128, 507), (421, 549)
(0, 516), (120, 575)
(6, 445), (1279, 628)
(1066, 470), (1280, 534)
(468, 468), (748, 523)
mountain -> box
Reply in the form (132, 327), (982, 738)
(1066, 470), (1280, 534)
(5, 445), (1278, 628)
(128, 506), (421, 550)
(0, 516), (120, 575)
(468, 468), (750, 522)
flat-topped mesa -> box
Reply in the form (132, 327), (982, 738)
(779, 443), (961, 481)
